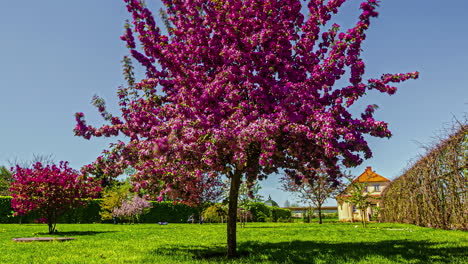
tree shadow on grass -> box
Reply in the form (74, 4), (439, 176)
(36, 231), (117, 237)
(149, 244), (231, 262)
(148, 240), (467, 263)
(242, 225), (284, 229)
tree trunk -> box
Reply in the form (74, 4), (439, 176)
(308, 207), (312, 223)
(360, 209), (367, 228)
(47, 211), (57, 234)
(227, 169), (242, 257)
(48, 221), (54, 234)
(318, 206), (323, 224)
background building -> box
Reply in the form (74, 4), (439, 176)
(337, 167), (390, 222)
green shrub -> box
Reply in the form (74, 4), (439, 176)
(99, 184), (132, 221)
(203, 204), (227, 223)
(246, 202), (271, 222)
(321, 212), (338, 219)
(256, 211), (269, 222)
(271, 207), (292, 222)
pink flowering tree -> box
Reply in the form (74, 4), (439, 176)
(10, 162), (101, 233)
(113, 194), (152, 223)
(75, 0), (418, 256)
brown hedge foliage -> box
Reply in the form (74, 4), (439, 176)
(381, 123), (467, 230)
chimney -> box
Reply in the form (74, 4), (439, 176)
(366, 166), (372, 171)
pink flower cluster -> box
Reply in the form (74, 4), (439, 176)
(74, 0), (418, 204)
(113, 194), (152, 221)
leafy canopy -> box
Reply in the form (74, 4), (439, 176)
(75, 0), (418, 202)
(0, 166), (12, 196)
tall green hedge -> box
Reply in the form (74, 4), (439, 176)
(0, 196), (13, 223)
(1, 196), (291, 224)
(0, 196), (101, 224)
(381, 124), (467, 230)
(0, 196), (41, 223)
(139, 201), (198, 223)
(59, 199), (103, 223)
(0, 197), (198, 224)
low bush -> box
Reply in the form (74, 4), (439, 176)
(203, 204), (227, 223)
(246, 202), (271, 222)
(321, 212), (338, 219)
(271, 207), (292, 222)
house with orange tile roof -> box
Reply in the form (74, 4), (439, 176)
(336, 166), (391, 222)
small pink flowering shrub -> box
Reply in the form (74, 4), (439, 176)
(113, 195), (152, 223)
(10, 161), (101, 233)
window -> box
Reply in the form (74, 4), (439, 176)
(364, 186), (368, 192)
(373, 184), (380, 192)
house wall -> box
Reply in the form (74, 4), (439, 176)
(337, 181), (390, 222)
(338, 199), (379, 222)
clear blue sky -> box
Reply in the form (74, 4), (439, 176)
(1, 0), (466, 207)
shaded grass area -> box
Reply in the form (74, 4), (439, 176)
(0, 222), (466, 263)
(34, 231), (117, 236)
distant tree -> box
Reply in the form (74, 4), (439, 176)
(340, 178), (373, 227)
(8, 153), (55, 168)
(10, 162), (101, 233)
(180, 174), (225, 222)
(237, 207), (253, 228)
(281, 166), (345, 224)
(99, 182), (133, 222)
(203, 204), (228, 223)
(87, 166), (120, 190)
(158, 172), (225, 207)
(197, 176), (225, 205)
(222, 180), (264, 207)
(290, 202), (300, 208)
(81, 158), (133, 191)
(0, 166), (12, 196)
(283, 200), (291, 208)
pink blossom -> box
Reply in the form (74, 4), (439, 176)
(10, 161), (100, 233)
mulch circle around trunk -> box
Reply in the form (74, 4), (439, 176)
(12, 237), (75, 242)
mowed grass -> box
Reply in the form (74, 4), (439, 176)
(0, 222), (466, 264)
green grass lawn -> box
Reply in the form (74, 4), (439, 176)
(0, 222), (466, 264)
